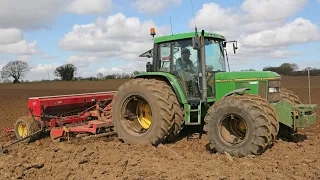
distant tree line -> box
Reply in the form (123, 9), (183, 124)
(240, 63), (320, 76)
(0, 61), (137, 83)
(1, 60), (319, 84)
(263, 63), (320, 76)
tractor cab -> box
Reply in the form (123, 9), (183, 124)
(139, 28), (237, 102)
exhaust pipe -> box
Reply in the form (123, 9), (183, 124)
(200, 30), (207, 102)
(306, 67), (311, 104)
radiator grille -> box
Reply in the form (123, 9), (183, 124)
(268, 80), (281, 102)
(269, 80), (281, 87)
(258, 81), (267, 99)
(268, 92), (281, 102)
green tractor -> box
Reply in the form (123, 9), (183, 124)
(111, 28), (317, 157)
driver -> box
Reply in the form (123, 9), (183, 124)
(176, 48), (197, 73)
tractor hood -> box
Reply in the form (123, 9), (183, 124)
(215, 71), (281, 82)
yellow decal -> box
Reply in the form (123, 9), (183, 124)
(216, 77), (281, 83)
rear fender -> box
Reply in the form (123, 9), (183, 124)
(223, 88), (250, 97)
(134, 73), (187, 104)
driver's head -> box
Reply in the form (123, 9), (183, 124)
(181, 48), (191, 61)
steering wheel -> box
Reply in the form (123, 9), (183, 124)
(193, 61), (198, 66)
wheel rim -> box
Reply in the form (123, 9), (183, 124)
(120, 95), (153, 135)
(218, 114), (247, 145)
(136, 101), (152, 129)
(18, 123), (28, 138)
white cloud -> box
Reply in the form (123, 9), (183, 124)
(31, 63), (59, 72)
(16, 55), (31, 62)
(268, 50), (302, 58)
(0, 40), (38, 55)
(191, 3), (240, 35)
(0, 0), (65, 30)
(190, 0), (319, 62)
(97, 61), (146, 75)
(0, 0), (113, 30)
(0, 28), (40, 55)
(24, 63), (60, 81)
(66, 56), (99, 68)
(240, 18), (320, 48)
(65, 0), (112, 15)
(0, 28), (23, 45)
(40, 53), (59, 59)
(59, 13), (169, 62)
(241, 0), (307, 21)
(132, 0), (182, 15)
(296, 60), (320, 70)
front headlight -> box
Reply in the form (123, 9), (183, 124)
(269, 87), (280, 93)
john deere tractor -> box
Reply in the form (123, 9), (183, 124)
(111, 28), (317, 157)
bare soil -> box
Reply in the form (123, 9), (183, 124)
(1, 77), (320, 180)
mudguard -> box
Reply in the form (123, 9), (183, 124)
(223, 88), (250, 97)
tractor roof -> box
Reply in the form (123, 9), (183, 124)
(154, 32), (226, 44)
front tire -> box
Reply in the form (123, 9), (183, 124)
(204, 96), (271, 157)
(280, 88), (302, 105)
(244, 94), (279, 144)
(111, 78), (177, 145)
(279, 88), (302, 138)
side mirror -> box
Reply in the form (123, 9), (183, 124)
(192, 36), (201, 50)
(233, 42), (238, 54)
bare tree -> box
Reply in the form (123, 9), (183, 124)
(1, 60), (30, 83)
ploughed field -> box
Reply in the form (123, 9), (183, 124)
(0, 76), (320, 180)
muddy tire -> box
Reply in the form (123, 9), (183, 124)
(204, 95), (271, 157)
(15, 116), (41, 143)
(155, 81), (185, 143)
(244, 94), (279, 144)
(280, 88), (302, 105)
(111, 78), (178, 145)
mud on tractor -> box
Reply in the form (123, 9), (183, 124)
(2, 28), (317, 157)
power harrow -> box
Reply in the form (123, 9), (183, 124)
(1, 91), (117, 153)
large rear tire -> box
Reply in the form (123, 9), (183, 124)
(155, 80), (184, 143)
(111, 78), (179, 145)
(204, 95), (271, 157)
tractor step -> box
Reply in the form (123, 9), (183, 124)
(185, 102), (202, 125)
(185, 122), (200, 125)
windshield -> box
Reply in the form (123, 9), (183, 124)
(156, 38), (226, 99)
(157, 38), (226, 73)
(204, 39), (226, 72)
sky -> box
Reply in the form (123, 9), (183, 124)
(0, 0), (320, 81)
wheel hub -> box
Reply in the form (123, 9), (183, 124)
(136, 101), (152, 129)
(120, 95), (153, 135)
(219, 114), (247, 145)
(18, 123), (28, 138)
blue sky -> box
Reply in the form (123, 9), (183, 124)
(0, 0), (319, 81)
